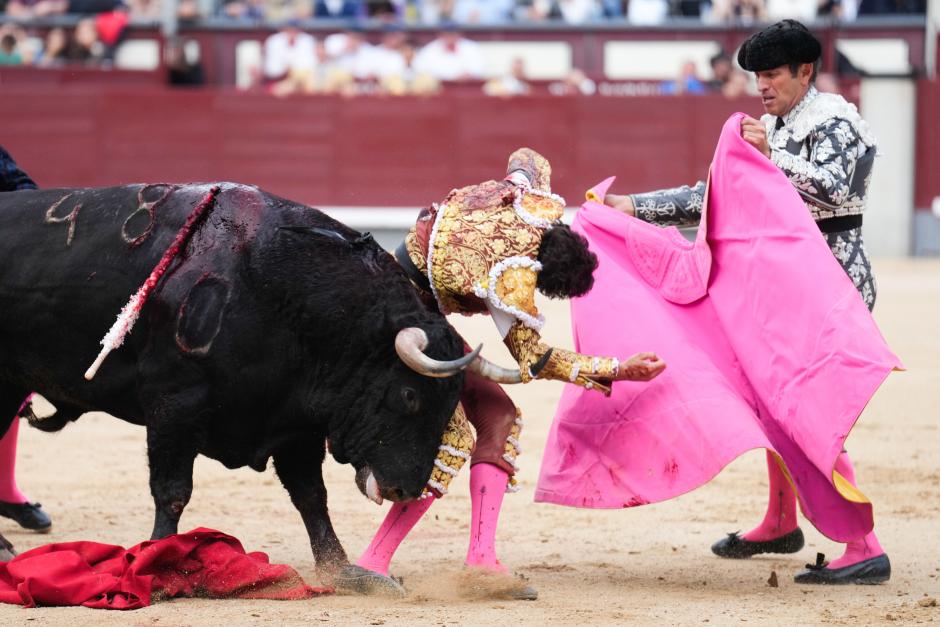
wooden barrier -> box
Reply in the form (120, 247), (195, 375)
(1, 87), (764, 208)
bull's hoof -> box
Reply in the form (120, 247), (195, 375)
(333, 564), (406, 597)
(508, 582), (538, 601)
(0, 501), (52, 532)
(0, 534), (16, 562)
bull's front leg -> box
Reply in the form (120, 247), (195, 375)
(273, 438), (347, 574)
(144, 390), (205, 540)
(0, 531), (16, 562)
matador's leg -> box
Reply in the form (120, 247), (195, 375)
(342, 404), (473, 596)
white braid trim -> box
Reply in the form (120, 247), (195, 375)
(505, 482), (521, 493)
(569, 362), (581, 383)
(512, 187), (566, 229)
(425, 203), (449, 313)
(502, 453), (520, 471)
(611, 357), (620, 376)
(427, 478), (448, 496)
(506, 436), (522, 454)
(761, 91), (876, 148)
(439, 444), (471, 460)
(433, 459), (460, 477)
(482, 256), (545, 332)
(514, 415), (523, 426)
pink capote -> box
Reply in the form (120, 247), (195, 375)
(535, 113), (903, 542)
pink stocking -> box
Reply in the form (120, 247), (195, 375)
(0, 406), (29, 505)
(465, 462), (509, 573)
(743, 451), (798, 542)
(356, 496), (435, 576)
(826, 452), (884, 569)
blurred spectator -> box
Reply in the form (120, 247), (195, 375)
(379, 37), (440, 95)
(67, 0), (121, 13)
(627, 0), (668, 24)
(548, 67), (596, 96)
(359, 26), (407, 80)
(176, 0), (201, 22)
(320, 27), (374, 92)
(219, 0), (266, 21)
(661, 60), (707, 95)
(0, 24), (35, 64)
(452, 0), (512, 23)
(263, 20), (316, 82)
(765, 0), (816, 21)
(857, 0), (924, 14)
(63, 17), (107, 63)
(366, 0), (403, 21)
(323, 27), (371, 75)
(270, 39), (329, 95)
(412, 25), (484, 81)
(707, 51), (732, 91)
(721, 70), (750, 97)
(672, 0), (706, 16)
(709, 0), (767, 23)
(3, 0), (66, 18)
(166, 37), (205, 87)
(555, 0), (602, 23)
(314, 0), (361, 18)
(514, 0), (556, 21)
(483, 56), (530, 96)
(0, 31), (22, 65)
(817, 0), (858, 20)
(125, 0), (163, 24)
(415, 0), (456, 24)
(35, 26), (68, 66)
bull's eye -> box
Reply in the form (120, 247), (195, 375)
(401, 387), (420, 413)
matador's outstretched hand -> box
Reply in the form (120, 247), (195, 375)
(616, 352), (666, 381)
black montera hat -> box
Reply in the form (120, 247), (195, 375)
(737, 20), (821, 72)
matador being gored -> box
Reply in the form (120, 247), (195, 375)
(335, 148), (665, 598)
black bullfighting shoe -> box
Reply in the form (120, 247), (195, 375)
(710, 528), (804, 559)
(334, 564), (406, 597)
(794, 552), (891, 585)
(0, 501), (52, 532)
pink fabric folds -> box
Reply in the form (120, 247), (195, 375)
(535, 113), (902, 542)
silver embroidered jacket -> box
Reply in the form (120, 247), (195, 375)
(630, 87), (878, 226)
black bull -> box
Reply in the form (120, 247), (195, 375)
(0, 182), (467, 569)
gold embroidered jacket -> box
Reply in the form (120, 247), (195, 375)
(403, 149), (620, 393)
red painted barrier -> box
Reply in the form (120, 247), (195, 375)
(915, 79), (940, 209)
(1, 87), (764, 209)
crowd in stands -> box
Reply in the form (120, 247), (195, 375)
(0, 0), (927, 25)
(0, 0), (919, 93)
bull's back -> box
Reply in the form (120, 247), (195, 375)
(0, 184), (226, 400)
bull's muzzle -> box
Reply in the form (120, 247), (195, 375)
(395, 327), (521, 383)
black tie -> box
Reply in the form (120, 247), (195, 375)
(775, 117), (785, 130)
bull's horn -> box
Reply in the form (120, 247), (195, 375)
(467, 356), (523, 384)
(395, 327), (482, 378)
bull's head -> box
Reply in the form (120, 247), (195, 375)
(330, 320), (468, 504)
(268, 214), (519, 505)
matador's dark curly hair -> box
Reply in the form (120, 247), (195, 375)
(535, 223), (598, 299)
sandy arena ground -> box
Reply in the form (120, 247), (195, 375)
(1, 258), (938, 626)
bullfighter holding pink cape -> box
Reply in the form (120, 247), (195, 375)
(536, 112), (902, 585)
